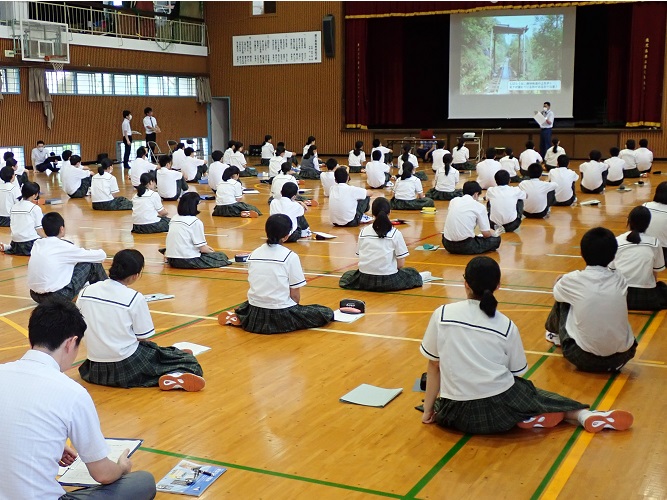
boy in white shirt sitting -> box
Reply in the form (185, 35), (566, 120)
(604, 147), (625, 187)
(0, 166), (21, 226)
(129, 147), (156, 188)
(475, 148), (502, 189)
(579, 150), (609, 194)
(365, 150), (392, 189)
(519, 163), (558, 218)
(329, 168), (373, 226)
(223, 140), (236, 165)
(545, 227), (637, 372)
(182, 147), (207, 183)
(27, 212), (107, 303)
(61, 155), (93, 198)
(619, 139), (639, 178)
(6, 157), (28, 186)
(269, 182), (311, 242)
(156, 155), (188, 201)
(549, 155), (579, 206)
(208, 150), (228, 192)
(486, 170), (526, 233)
(371, 138), (393, 166)
(321, 158), (339, 196)
(269, 147), (288, 182)
(635, 138), (653, 174)
(519, 141), (543, 177)
(170, 143), (186, 171)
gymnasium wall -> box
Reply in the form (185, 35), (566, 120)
(0, 38), (208, 163)
(205, 1), (373, 156)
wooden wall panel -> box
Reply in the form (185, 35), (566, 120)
(205, 1), (373, 155)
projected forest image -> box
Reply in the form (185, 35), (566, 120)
(460, 15), (564, 95)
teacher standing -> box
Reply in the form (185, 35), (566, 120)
(143, 107), (160, 162)
(539, 102), (554, 159)
(122, 110), (133, 171)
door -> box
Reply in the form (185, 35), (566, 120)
(208, 97), (230, 153)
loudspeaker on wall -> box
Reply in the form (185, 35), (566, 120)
(323, 14), (335, 58)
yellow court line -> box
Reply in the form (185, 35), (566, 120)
(310, 327), (421, 343)
(0, 293), (33, 301)
(0, 316), (29, 338)
(0, 305), (37, 317)
(0, 344), (29, 352)
(524, 349), (666, 368)
(150, 310), (217, 321)
(540, 309), (666, 500)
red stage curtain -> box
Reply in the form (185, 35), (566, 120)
(346, 1), (569, 18)
(606, 3), (632, 124)
(367, 18), (404, 126)
(345, 19), (369, 128)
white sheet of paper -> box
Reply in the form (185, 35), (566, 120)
(243, 189), (260, 194)
(58, 439), (142, 486)
(313, 231), (336, 239)
(172, 342), (211, 356)
(579, 200), (601, 206)
(333, 309), (364, 323)
(533, 111), (547, 126)
(144, 293), (175, 302)
(340, 384), (403, 407)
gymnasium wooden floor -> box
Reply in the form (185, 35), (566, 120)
(1, 159), (666, 499)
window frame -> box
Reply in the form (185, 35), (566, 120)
(0, 67), (21, 94)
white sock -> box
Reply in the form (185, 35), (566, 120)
(577, 409), (594, 427)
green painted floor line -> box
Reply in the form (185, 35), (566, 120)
(530, 312), (657, 500)
(139, 446), (403, 499)
(0, 263), (28, 272)
(402, 345), (557, 499)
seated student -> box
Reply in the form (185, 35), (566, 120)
(1, 181), (45, 255)
(619, 139), (639, 178)
(519, 163), (558, 219)
(268, 147), (287, 181)
(7, 157), (28, 186)
(348, 141), (366, 173)
(162, 192), (231, 269)
(365, 150), (392, 189)
(221, 214), (334, 333)
(519, 141), (543, 177)
(486, 170), (526, 233)
(229, 142), (252, 177)
(644, 181), (667, 262)
(442, 181), (501, 254)
(269, 182), (311, 242)
(421, 255), (633, 434)
(77, 249), (205, 391)
(391, 162), (435, 210)
(182, 147), (208, 183)
(451, 137), (473, 171)
(59, 149), (73, 172)
(398, 145), (427, 181)
(475, 148), (502, 189)
(545, 227), (638, 372)
(321, 158), (339, 195)
(609, 206), (667, 310)
(0, 300), (156, 500)
(430, 140), (450, 174)
(213, 166), (261, 218)
(170, 142), (186, 171)
(131, 172), (170, 234)
(548, 155), (579, 206)
(299, 145), (322, 180)
(270, 162), (304, 204)
(277, 141), (299, 168)
(579, 149), (609, 194)
(371, 138), (393, 166)
(330, 168), (373, 226)
(91, 159), (132, 211)
(129, 146), (156, 188)
(222, 140), (236, 164)
(544, 138), (566, 171)
(425, 153), (462, 200)
(156, 155), (189, 201)
(604, 147), (626, 187)
(0, 165), (21, 227)
(28, 212), (107, 303)
(498, 148), (521, 183)
(31, 140), (59, 173)
(62, 155), (93, 198)
(260, 134), (275, 166)
(635, 138), (653, 174)
(339, 197), (423, 291)
(303, 135), (316, 158)
(208, 150), (227, 192)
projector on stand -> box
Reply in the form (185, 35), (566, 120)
(462, 132), (475, 139)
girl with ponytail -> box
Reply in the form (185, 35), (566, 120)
(91, 158), (133, 211)
(131, 172), (170, 233)
(220, 213), (334, 333)
(390, 162), (435, 210)
(452, 136), (472, 171)
(426, 153), (463, 201)
(347, 141), (366, 173)
(610, 206), (667, 310)
(544, 138), (565, 171)
(339, 197), (423, 291)
(498, 147), (521, 182)
(420, 255), (633, 435)
(397, 144), (427, 181)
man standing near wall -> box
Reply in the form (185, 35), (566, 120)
(143, 107), (161, 162)
(122, 110), (133, 171)
(539, 102), (554, 159)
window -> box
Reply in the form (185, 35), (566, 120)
(0, 68), (21, 94)
(46, 143), (82, 159)
(46, 70), (197, 97)
(181, 137), (209, 160)
(0, 146), (26, 169)
(116, 140), (148, 164)
(252, 1), (276, 15)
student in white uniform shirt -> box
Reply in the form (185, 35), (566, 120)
(131, 173), (170, 234)
(229, 142), (252, 177)
(61, 154), (93, 198)
(498, 148), (521, 183)
(519, 141), (543, 176)
(619, 139), (639, 178)
(604, 147), (626, 187)
(579, 150), (609, 194)
(421, 255), (633, 435)
(222, 140), (236, 165)
(391, 162), (435, 210)
(213, 166), (261, 218)
(0, 166), (21, 226)
(475, 148), (502, 189)
(277, 141), (299, 169)
(129, 146), (156, 188)
(451, 137), (472, 171)
(365, 150), (392, 189)
(220, 214), (334, 333)
(425, 153), (462, 201)
(609, 206), (667, 310)
(371, 138), (393, 166)
(77, 249), (205, 392)
(269, 147), (287, 180)
(0, 300), (156, 500)
(59, 149), (72, 172)
(329, 168), (372, 226)
(260, 135), (275, 166)
(208, 150), (228, 192)
(320, 158), (339, 195)
(156, 155), (188, 201)
(348, 141), (366, 173)
(442, 181), (501, 255)
(182, 147), (208, 183)
(430, 140), (451, 173)
(142, 107), (160, 161)
(398, 144), (426, 181)
(121, 110), (133, 171)
(548, 155), (579, 206)
(91, 159), (132, 211)
(269, 182), (311, 242)
(28, 212), (108, 303)
(544, 138), (566, 171)
(486, 170), (526, 233)
(303, 136), (316, 158)
(7, 157), (28, 186)
(635, 138), (654, 174)
(644, 182), (667, 262)
(545, 227), (638, 372)
(0, 181), (45, 256)
(170, 143), (186, 171)
(299, 145), (322, 180)
(339, 197), (423, 291)
(270, 162), (300, 203)
(519, 163), (558, 218)
(31, 140), (59, 173)
(162, 192), (231, 269)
